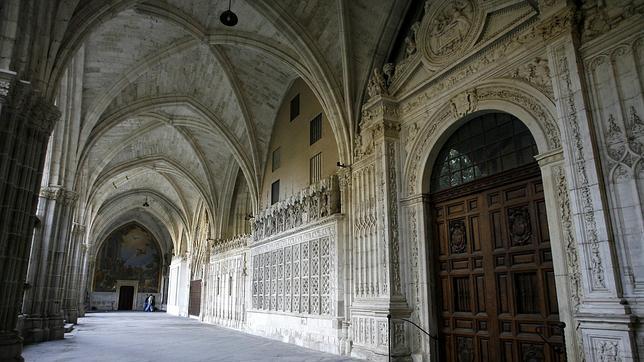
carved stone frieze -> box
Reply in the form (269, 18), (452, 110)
(251, 176), (340, 242)
(476, 87), (561, 148)
(210, 234), (248, 255)
(509, 57), (554, 99)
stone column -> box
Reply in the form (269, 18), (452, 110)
(0, 71), (60, 361)
(62, 223), (86, 324)
(19, 186), (77, 343)
(548, 34), (638, 360)
(76, 244), (89, 317)
(350, 95), (411, 361)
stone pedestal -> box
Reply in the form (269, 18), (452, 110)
(0, 71), (60, 360)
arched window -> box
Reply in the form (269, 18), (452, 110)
(431, 113), (538, 192)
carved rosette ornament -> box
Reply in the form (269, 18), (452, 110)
(417, 0), (484, 70)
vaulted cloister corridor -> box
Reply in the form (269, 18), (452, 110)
(22, 312), (358, 362)
(2, 1), (643, 361)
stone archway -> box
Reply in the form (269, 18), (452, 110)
(400, 83), (582, 361)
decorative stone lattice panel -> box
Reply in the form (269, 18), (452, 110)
(252, 236), (332, 316)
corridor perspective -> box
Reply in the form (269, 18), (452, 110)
(23, 312), (357, 362)
(1, 0), (643, 361)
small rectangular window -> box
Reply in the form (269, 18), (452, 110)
(272, 147), (281, 171)
(310, 152), (322, 184)
(229, 275), (233, 296)
(290, 94), (300, 121)
(271, 180), (280, 205)
(310, 113), (322, 145)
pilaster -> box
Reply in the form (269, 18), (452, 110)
(350, 95), (411, 361)
(548, 31), (639, 361)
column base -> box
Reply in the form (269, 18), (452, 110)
(0, 331), (24, 362)
(18, 315), (64, 343)
(64, 308), (78, 324)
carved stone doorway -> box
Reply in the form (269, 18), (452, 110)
(428, 113), (566, 361)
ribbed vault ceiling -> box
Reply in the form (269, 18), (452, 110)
(55, 0), (409, 254)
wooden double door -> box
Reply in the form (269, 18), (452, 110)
(432, 166), (565, 361)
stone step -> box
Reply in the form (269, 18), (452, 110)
(64, 323), (74, 333)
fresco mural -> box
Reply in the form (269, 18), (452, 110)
(93, 223), (161, 293)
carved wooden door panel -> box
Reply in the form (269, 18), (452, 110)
(432, 166), (565, 362)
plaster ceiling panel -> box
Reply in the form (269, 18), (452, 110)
(101, 44), (247, 140)
(164, 172), (202, 221)
(93, 168), (186, 217)
(271, 0), (343, 82)
(84, 117), (157, 178)
(167, 0), (291, 46)
(218, 45), (296, 167)
(188, 129), (236, 194)
(99, 125), (210, 189)
(82, 9), (190, 120)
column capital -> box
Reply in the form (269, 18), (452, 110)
(360, 96), (400, 138)
(39, 186), (78, 205)
(0, 71), (60, 135)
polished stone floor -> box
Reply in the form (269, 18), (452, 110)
(22, 312), (358, 361)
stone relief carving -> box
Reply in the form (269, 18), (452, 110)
(210, 234), (248, 255)
(419, 0), (479, 68)
(367, 68), (389, 99)
(449, 88), (478, 119)
(509, 57), (554, 99)
(251, 176), (340, 242)
(407, 208), (422, 349)
(0, 80), (10, 97)
(352, 316), (390, 350)
(554, 167), (582, 311)
(556, 48), (606, 289)
(386, 141), (402, 296)
(597, 109), (643, 183)
(401, 9), (573, 117)
(596, 339), (621, 362)
(581, 1), (643, 42)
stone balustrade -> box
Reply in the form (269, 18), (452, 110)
(251, 175), (340, 242)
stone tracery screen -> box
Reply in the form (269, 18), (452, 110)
(252, 235), (333, 316)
